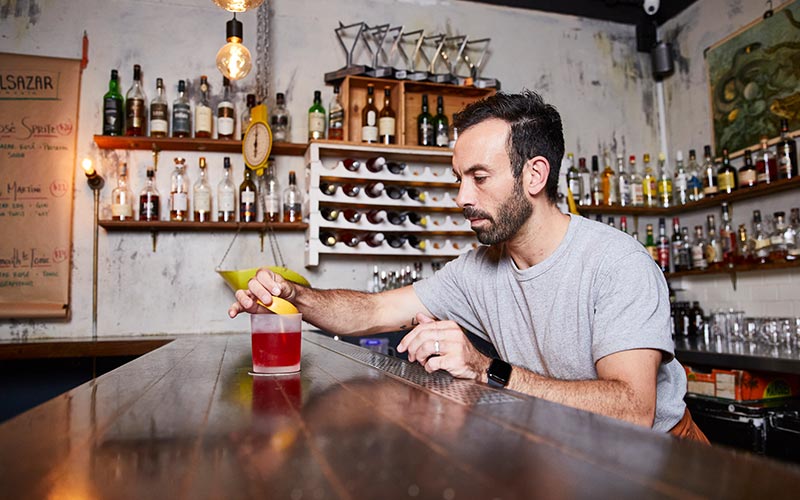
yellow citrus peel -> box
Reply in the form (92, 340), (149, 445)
(256, 296), (299, 315)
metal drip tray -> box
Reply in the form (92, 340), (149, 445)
(309, 334), (523, 406)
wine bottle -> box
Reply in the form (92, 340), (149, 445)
(378, 86), (396, 144)
(366, 209), (386, 224)
(149, 77), (169, 137)
(342, 208), (361, 223)
(386, 211), (407, 225)
(433, 96), (449, 147)
(361, 84), (379, 143)
(172, 80), (192, 138)
(102, 69), (124, 136)
(319, 230), (337, 247)
(320, 206), (340, 221)
(386, 161), (408, 175)
(363, 232), (385, 248)
(407, 235), (426, 250)
(386, 234), (407, 248)
(217, 76), (235, 140)
(239, 168), (257, 222)
(125, 64), (147, 136)
(195, 75), (213, 138)
(385, 185), (406, 200)
(407, 212), (427, 227)
(308, 90), (326, 140)
(364, 181), (384, 198)
(407, 187), (426, 202)
(341, 158), (360, 172)
(319, 182), (337, 196)
(342, 183), (361, 197)
(417, 94), (434, 146)
(366, 156), (386, 173)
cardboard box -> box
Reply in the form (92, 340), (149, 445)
(684, 365), (800, 402)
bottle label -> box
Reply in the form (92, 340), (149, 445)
(779, 145), (794, 177)
(329, 108), (344, 128)
(436, 125), (448, 147)
(642, 178), (657, 198)
(111, 203), (132, 218)
(242, 191), (255, 204)
(196, 106), (213, 134)
(171, 192), (188, 211)
(674, 172), (688, 191)
(568, 178), (581, 200)
(738, 169), (757, 186)
(140, 196), (159, 219)
(309, 111), (325, 139)
(658, 244), (670, 267)
(366, 110), (376, 127)
(218, 104), (235, 136)
(150, 103), (168, 134)
(579, 175), (591, 204)
(691, 246), (707, 268)
(618, 178), (630, 203)
(219, 192), (235, 212)
(718, 171), (735, 191)
(379, 116), (396, 137)
(126, 98), (145, 129)
(362, 125), (378, 142)
(195, 191), (211, 212)
(103, 97), (123, 134)
(632, 184), (644, 205)
(419, 123), (433, 146)
(266, 194), (281, 214)
(173, 103), (191, 135)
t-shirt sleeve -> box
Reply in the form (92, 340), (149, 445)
(412, 251), (486, 338)
(591, 249), (675, 364)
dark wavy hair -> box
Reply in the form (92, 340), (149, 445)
(453, 90), (564, 204)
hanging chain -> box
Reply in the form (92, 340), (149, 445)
(256, 2), (270, 103)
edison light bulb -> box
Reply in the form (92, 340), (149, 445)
(212, 0), (264, 12)
(216, 41), (252, 80)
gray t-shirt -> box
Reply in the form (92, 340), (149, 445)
(413, 214), (686, 432)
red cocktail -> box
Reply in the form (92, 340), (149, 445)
(250, 313), (303, 374)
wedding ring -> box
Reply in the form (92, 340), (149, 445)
(434, 339), (440, 355)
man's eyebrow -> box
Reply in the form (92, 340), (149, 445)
(453, 164), (490, 177)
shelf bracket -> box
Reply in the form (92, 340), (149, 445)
(260, 230), (265, 253)
(151, 230), (158, 252)
(151, 145), (161, 172)
(729, 269), (737, 291)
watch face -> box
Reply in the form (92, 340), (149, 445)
(488, 358), (512, 386)
(243, 122), (271, 168)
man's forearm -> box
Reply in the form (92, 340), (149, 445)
(486, 365), (655, 428)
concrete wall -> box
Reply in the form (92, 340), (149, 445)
(0, 0), (700, 340)
(661, 0), (800, 318)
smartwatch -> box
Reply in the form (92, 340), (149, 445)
(486, 358), (512, 389)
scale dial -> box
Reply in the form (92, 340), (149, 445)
(242, 121), (272, 171)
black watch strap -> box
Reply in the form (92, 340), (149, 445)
(486, 358), (512, 389)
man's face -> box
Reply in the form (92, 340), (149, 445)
(452, 119), (533, 245)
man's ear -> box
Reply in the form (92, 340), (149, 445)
(523, 156), (550, 197)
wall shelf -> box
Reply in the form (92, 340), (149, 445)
(93, 135), (308, 156)
(98, 220), (306, 231)
(666, 259), (800, 279)
(578, 177), (800, 216)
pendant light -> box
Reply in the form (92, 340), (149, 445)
(216, 14), (252, 81)
(212, 0), (264, 12)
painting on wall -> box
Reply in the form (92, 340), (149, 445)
(706, 0), (800, 157)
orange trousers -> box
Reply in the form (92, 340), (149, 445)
(669, 408), (711, 444)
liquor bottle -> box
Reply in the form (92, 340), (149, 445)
(240, 93), (256, 140)
(342, 208), (361, 224)
(736, 224), (753, 265)
(192, 157), (212, 222)
(111, 162), (134, 221)
(366, 209), (385, 224)
(719, 202), (736, 268)
(418, 94), (434, 146)
(328, 86), (344, 141)
(169, 157), (190, 222)
(385, 185), (406, 200)
(271, 92), (290, 142)
(407, 187), (426, 202)
(701, 145), (718, 197)
(705, 215), (723, 270)
(386, 210), (407, 225)
(282, 171), (302, 223)
(690, 226), (708, 270)
(641, 153), (657, 208)
(565, 153), (580, 206)
(125, 64), (147, 136)
(629, 155), (644, 207)
(777, 118), (798, 179)
(738, 150), (757, 188)
(386, 234), (407, 248)
(361, 84), (379, 143)
(366, 156), (386, 173)
(657, 218), (670, 273)
(387, 161), (407, 175)
(308, 90), (326, 141)
(680, 227), (692, 270)
(407, 212), (428, 227)
(102, 69), (124, 135)
(786, 208), (800, 262)
(620, 215), (628, 235)
(756, 136), (777, 184)
(616, 154), (631, 207)
(195, 75), (213, 139)
(339, 158), (360, 172)
(172, 79), (192, 138)
(149, 77), (169, 137)
(673, 150), (688, 205)
(217, 157), (236, 222)
(686, 149), (703, 201)
(751, 210), (771, 264)
(337, 231), (360, 248)
(363, 232), (385, 248)
(341, 183), (361, 197)
(139, 167), (160, 221)
(407, 235), (426, 250)
(239, 168), (257, 222)
(657, 153), (672, 208)
(364, 181), (384, 198)
(262, 158), (281, 223)
(769, 211), (789, 262)
(434, 96), (449, 147)
(601, 154), (616, 206)
(578, 157), (591, 206)
(689, 301), (705, 338)
(378, 86), (396, 145)
(671, 218), (687, 272)
(217, 77), (235, 140)
(716, 148), (737, 194)
(590, 155), (603, 206)
(607, 217), (616, 229)
(320, 206), (340, 222)
(319, 230), (337, 247)
(319, 181), (337, 196)
(644, 224), (657, 262)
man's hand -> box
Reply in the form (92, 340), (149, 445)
(397, 313), (490, 381)
(228, 268), (299, 318)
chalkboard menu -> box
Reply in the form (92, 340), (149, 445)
(0, 53), (81, 318)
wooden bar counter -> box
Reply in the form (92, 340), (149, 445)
(1, 331), (799, 499)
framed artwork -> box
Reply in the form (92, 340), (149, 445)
(705, 0), (800, 157)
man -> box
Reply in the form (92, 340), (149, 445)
(229, 91), (708, 442)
